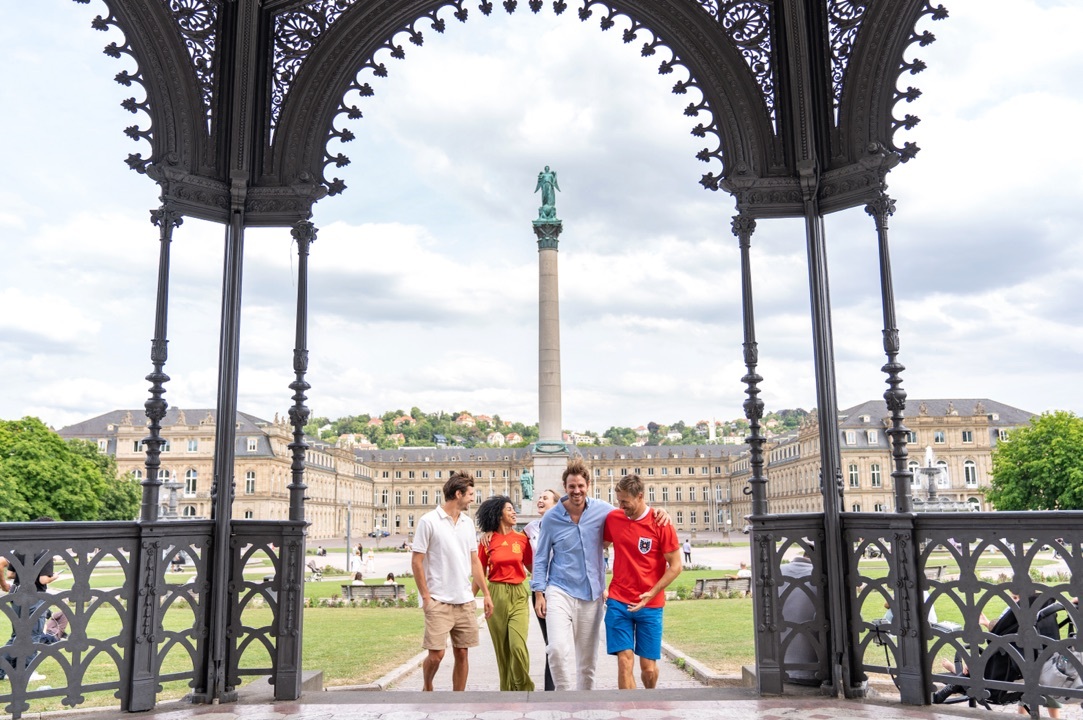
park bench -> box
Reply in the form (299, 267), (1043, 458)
(340, 583), (407, 601)
(925, 565), (946, 581)
(693, 576), (751, 598)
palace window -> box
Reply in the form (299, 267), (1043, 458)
(187, 439), (198, 452)
(676, 511), (683, 525)
(244, 510), (253, 519)
(870, 464), (882, 488)
(245, 471), (255, 495)
(964, 460), (978, 487)
(661, 487), (669, 502)
(247, 437), (258, 452)
(675, 486), (683, 502)
(844, 430), (856, 445)
(962, 430), (974, 443)
(394, 490), (402, 505)
(688, 486), (696, 502)
(183, 506), (197, 517)
(648, 486), (656, 502)
(647, 467), (655, 476)
(421, 490), (429, 505)
(934, 430), (946, 444)
(690, 511), (697, 525)
(866, 430), (878, 444)
(851, 503), (861, 512)
(998, 429), (1010, 441)
(848, 464), (860, 488)
(184, 469), (198, 497)
(661, 467), (668, 476)
(408, 490), (415, 505)
(133, 440), (142, 453)
(874, 503), (886, 513)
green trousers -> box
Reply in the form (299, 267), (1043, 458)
(487, 581), (535, 691)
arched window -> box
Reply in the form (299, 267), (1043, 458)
(182, 505), (197, 517)
(848, 464), (860, 488)
(870, 464), (882, 488)
(184, 469), (198, 496)
(967, 496), (982, 512)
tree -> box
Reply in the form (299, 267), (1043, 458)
(68, 438), (141, 520)
(0, 417), (104, 520)
(988, 411), (1083, 510)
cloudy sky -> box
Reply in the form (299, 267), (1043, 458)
(1, 1), (1081, 434)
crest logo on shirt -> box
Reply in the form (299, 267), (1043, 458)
(638, 537), (652, 554)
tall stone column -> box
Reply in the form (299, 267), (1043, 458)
(531, 166), (569, 499)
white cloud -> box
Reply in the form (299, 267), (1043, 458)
(1, 1), (1080, 434)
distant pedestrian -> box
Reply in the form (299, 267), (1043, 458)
(682, 538), (692, 564)
(412, 472), (493, 691)
(603, 475), (682, 689)
(523, 488), (560, 691)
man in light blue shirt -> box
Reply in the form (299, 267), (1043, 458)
(532, 460), (669, 690)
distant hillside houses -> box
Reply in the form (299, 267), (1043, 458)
(58, 398), (1033, 539)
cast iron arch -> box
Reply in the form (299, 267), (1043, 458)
(75, 0), (947, 225)
(267, 0), (779, 198)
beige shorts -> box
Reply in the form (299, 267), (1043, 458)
(422, 599), (479, 650)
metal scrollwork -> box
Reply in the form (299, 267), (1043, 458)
(719, 1), (774, 126)
(169, 0), (219, 127)
(827, 0), (866, 120)
(887, 0), (948, 161)
(271, 0), (363, 131)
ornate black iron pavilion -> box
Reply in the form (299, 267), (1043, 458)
(7, 0), (1009, 715)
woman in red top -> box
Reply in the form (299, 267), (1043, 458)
(476, 495), (535, 691)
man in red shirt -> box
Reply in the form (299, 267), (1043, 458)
(603, 474), (683, 689)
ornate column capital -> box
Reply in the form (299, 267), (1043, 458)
(532, 219), (563, 250)
(731, 214), (757, 245)
(291, 219), (317, 250)
(864, 192), (896, 231)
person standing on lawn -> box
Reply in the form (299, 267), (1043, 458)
(476, 495), (534, 691)
(603, 474), (683, 689)
(411, 472), (493, 691)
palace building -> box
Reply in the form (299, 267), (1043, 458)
(58, 398), (1034, 539)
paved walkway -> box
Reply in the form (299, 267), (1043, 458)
(384, 595), (704, 692)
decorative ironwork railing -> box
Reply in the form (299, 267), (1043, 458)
(754, 511), (1083, 711)
(0, 519), (303, 719)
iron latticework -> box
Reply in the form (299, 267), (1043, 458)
(0, 0), (963, 714)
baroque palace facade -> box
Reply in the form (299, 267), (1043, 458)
(59, 398), (1034, 540)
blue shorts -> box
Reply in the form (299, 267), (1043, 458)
(605, 597), (664, 660)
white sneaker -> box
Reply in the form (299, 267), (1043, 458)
(29, 672), (46, 682)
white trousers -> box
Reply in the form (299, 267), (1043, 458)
(544, 586), (604, 691)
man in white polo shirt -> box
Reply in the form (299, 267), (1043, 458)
(411, 472), (493, 691)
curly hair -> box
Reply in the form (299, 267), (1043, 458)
(476, 495), (513, 533)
